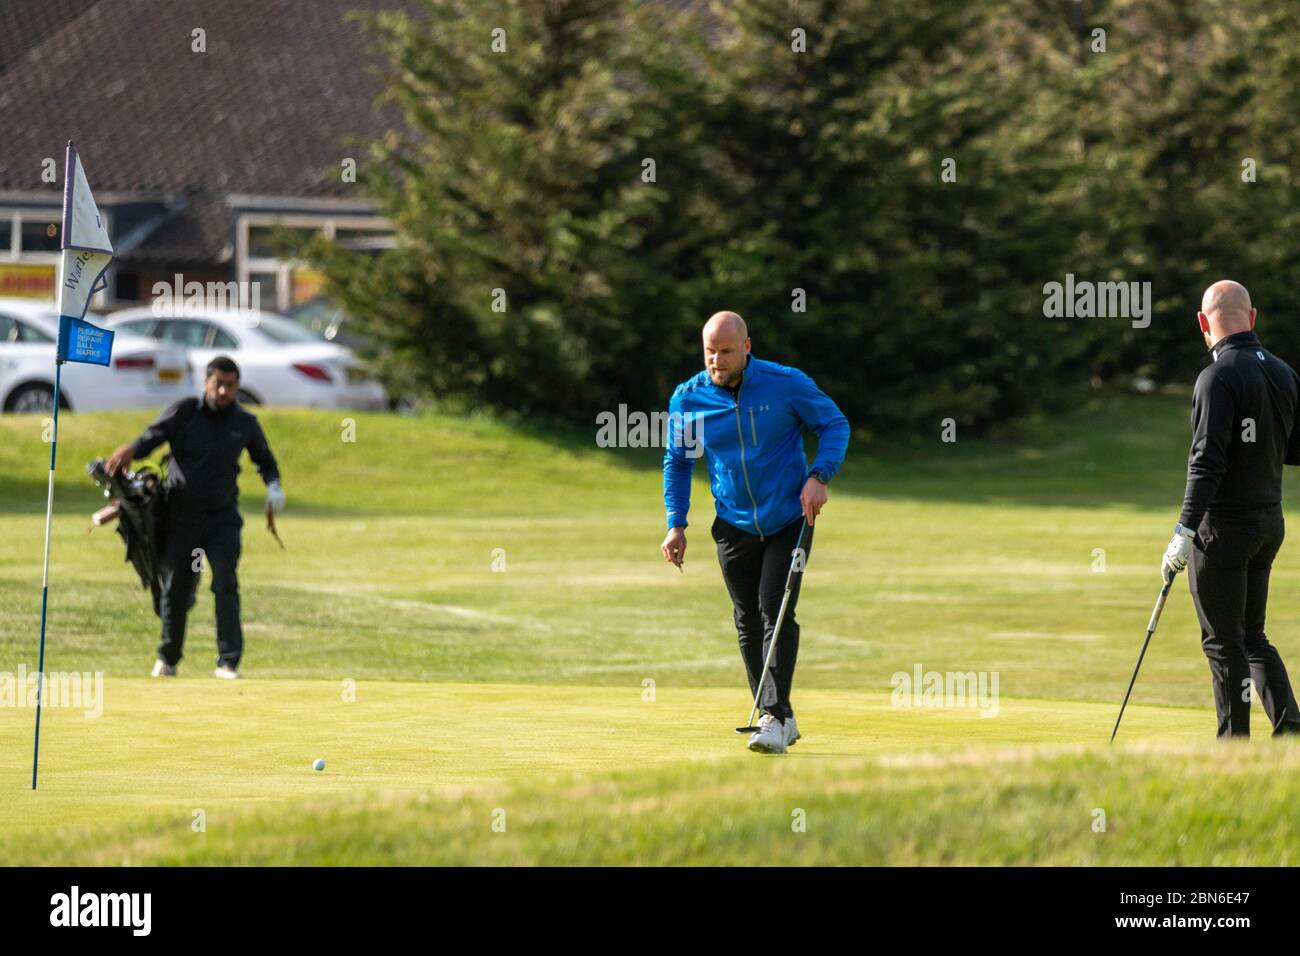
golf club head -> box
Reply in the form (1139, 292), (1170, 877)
(735, 725), (760, 734)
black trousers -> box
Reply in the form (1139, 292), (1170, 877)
(1189, 505), (1300, 738)
(712, 515), (811, 722)
(157, 507), (244, 668)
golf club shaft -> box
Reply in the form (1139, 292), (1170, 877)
(1110, 577), (1174, 744)
(743, 584), (795, 731)
(740, 520), (808, 730)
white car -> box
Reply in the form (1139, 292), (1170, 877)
(105, 306), (387, 409)
(0, 299), (191, 413)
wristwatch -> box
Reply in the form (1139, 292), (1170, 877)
(809, 469), (829, 485)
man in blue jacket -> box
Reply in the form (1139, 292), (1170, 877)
(661, 311), (849, 753)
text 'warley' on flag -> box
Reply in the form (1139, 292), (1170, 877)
(55, 141), (115, 367)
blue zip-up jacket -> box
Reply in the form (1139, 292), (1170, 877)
(663, 355), (850, 536)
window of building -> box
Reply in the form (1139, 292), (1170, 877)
(238, 214), (392, 312)
(0, 209), (64, 262)
(20, 219), (61, 253)
(248, 271), (279, 310)
(115, 272), (139, 301)
(335, 228), (396, 252)
(247, 226), (319, 260)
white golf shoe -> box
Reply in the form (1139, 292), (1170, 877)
(151, 660), (177, 677)
(747, 713), (788, 754)
(213, 665), (241, 680)
(785, 715), (801, 747)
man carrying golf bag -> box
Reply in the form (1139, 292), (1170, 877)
(105, 356), (284, 680)
(661, 312), (849, 753)
(1161, 280), (1300, 738)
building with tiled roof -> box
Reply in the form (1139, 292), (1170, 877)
(0, 0), (410, 310)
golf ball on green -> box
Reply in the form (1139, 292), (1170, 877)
(312, 758), (325, 772)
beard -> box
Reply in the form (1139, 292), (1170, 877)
(710, 367), (742, 388)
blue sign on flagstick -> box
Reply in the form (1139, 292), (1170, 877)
(56, 314), (114, 366)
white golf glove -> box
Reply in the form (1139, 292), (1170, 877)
(1161, 523), (1196, 578)
(266, 480), (286, 514)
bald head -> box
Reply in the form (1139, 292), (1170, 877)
(1198, 280), (1256, 347)
(704, 310), (747, 341)
(702, 311), (751, 387)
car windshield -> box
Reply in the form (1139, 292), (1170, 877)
(289, 298), (345, 339)
(252, 314), (327, 344)
(17, 311), (61, 340)
(19, 318), (56, 342)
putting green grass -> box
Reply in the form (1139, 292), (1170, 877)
(0, 678), (1249, 865)
(0, 391), (1298, 863)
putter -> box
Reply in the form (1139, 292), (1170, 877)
(735, 519), (810, 734)
(266, 507), (285, 550)
(1110, 566), (1176, 744)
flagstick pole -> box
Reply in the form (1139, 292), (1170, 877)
(32, 360), (63, 791)
(37, 141), (114, 791)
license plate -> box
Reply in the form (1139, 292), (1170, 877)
(345, 367), (368, 383)
(157, 368), (184, 383)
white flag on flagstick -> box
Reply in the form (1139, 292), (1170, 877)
(56, 142), (115, 366)
(57, 141), (114, 324)
(64, 141), (112, 254)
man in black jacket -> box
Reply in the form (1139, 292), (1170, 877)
(106, 356), (283, 680)
(1162, 280), (1300, 738)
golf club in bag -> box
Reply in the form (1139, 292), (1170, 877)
(1110, 567), (1176, 744)
(86, 456), (192, 617)
(735, 518), (810, 734)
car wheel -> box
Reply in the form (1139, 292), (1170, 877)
(4, 383), (69, 413)
(237, 389), (260, 405)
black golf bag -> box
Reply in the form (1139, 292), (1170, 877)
(87, 457), (193, 617)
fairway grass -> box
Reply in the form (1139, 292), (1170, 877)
(3, 397), (1288, 710)
(1, 677), (1271, 866)
(3, 394), (1300, 864)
